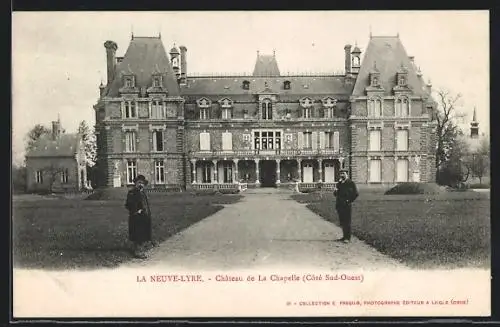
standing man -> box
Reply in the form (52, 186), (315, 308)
(333, 169), (359, 243)
(125, 174), (152, 259)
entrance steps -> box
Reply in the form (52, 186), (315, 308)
(244, 187), (295, 195)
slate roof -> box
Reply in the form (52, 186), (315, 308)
(26, 133), (80, 158)
(352, 36), (427, 97)
(253, 54), (281, 76)
(105, 36), (180, 97)
(181, 76), (353, 98)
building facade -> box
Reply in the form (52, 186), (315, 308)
(93, 34), (437, 191)
(25, 118), (87, 193)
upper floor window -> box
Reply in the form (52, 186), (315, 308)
(222, 108), (232, 120)
(352, 56), (360, 66)
(261, 100), (273, 120)
(284, 80), (291, 90)
(200, 108), (210, 120)
(396, 129), (409, 151)
(123, 101), (137, 118)
(369, 130), (381, 151)
(395, 98), (410, 117)
(150, 100), (165, 119)
(125, 77), (134, 88)
(125, 131), (136, 152)
(324, 107), (334, 118)
(242, 80), (250, 90)
(152, 130), (164, 152)
(368, 98), (382, 117)
(303, 132), (312, 149)
(303, 107), (313, 119)
(243, 109), (249, 119)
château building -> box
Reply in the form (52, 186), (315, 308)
(93, 33), (438, 191)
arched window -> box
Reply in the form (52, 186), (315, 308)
(368, 98), (382, 117)
(242, 80), (250, 90)
(261, 100), (273, 120)
(284, 80), (291, 90)
(352, 56), (360, 66)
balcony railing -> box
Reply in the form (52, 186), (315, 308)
(191, 182), (248, 193)
(189, 148), (342, 159)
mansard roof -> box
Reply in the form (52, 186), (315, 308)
(352, 36), (427, 97)
(105, 36), (180, 97)
(181, 76), (353, 97)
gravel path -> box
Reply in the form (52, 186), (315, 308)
(124, 191), (406, 271)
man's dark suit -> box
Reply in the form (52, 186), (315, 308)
(333, 178), (359, 241)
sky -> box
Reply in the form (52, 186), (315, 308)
(12, 11), (489, 166)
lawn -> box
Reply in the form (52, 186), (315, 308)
(12, 193), (242, 270)
(291, 191), (491, 269)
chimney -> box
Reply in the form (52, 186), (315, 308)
(99, 81), (105, 97)
(104, 40), (118, 85)
(179, 45), (187, 85)
(344, 44), (352, 75)
(52, 120), (61, 139)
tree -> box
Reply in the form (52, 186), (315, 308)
(437, 132), (470, 187)
(434, 89), (467, 183)
(42, 163), (65, 193)
(470, 137), (490, 184)
(12, 164), (27, 194)
(25, 124), (51, 153)
(78, 120), (97, 167)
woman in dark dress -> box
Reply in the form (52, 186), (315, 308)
(125, 174), (152, 258)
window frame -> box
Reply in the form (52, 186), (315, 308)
(125, 131), (137, 152)
(154, 160), (165, 184)
(126, 160), (137, 185)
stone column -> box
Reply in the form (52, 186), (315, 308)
(191, 159), (197, 184)
(255, 159), (260, 185)
(233, 159), (239, 183)
(318, 159), (323, 183)
(276, 159), (281, 184)
(212, 160), (218, 184)
(297, 159), (302, 182)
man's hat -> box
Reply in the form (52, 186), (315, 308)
(133, 174), (148, 184)
(339, 168), (349, 173)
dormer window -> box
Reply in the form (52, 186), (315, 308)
(322, 97), (337, 117)
(197, 97), (211, 108)
(242, 80), (250, 90)
(219, 98), (233, 108)
(352, 56), (360, 66)
(284, 80), (291, 90)
(152, 76), (162, 87)
(124, 76), (135, 88)
(200, 108), (210, 120)
(398, 75), (407, 86)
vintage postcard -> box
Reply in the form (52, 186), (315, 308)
(12, 10), (490, 318)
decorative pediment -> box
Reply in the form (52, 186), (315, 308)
(321, 97), (338, 108)
(196, 97), (212, 108)
(299, 97), (314, 108)
(218, 97), (234, 108)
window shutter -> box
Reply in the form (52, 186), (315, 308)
(333, 131), (340, 151)
(311, 132), (318, 149)
(200, 132), (210, 151)
(297, 132), (304, 149)
(319, 132), (325, 149)
(222, 132), (232, 150)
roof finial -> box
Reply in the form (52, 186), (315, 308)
(373, 61), (377, 69)
(158, 31), (161, 39)
(57, 113), (60, 123)
(273, 49), (276, 57)
(369, 25), (372, 38)
(472, 106), (477, 122)
(397, 31), (400, 38)
(131, 25), (134, 39)
(257, 50), (260, 57)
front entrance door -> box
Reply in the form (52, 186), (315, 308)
(303, 163), (313, 183)
(260, 160), (277, 187)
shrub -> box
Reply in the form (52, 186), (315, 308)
(384, 182), (445, 195)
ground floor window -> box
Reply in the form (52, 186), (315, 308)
(202, 164), (211, 183)
(61, 168), (69, 183)
(396, 159), (409, 182)
(36, 170), (43, 184)
(126, 160), (137, 184)
(223, 162), (233, 183)
(155, 160), (165, 184)
(369, 159), (381, 182)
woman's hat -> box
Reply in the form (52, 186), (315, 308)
(133, 174), (149, 184)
